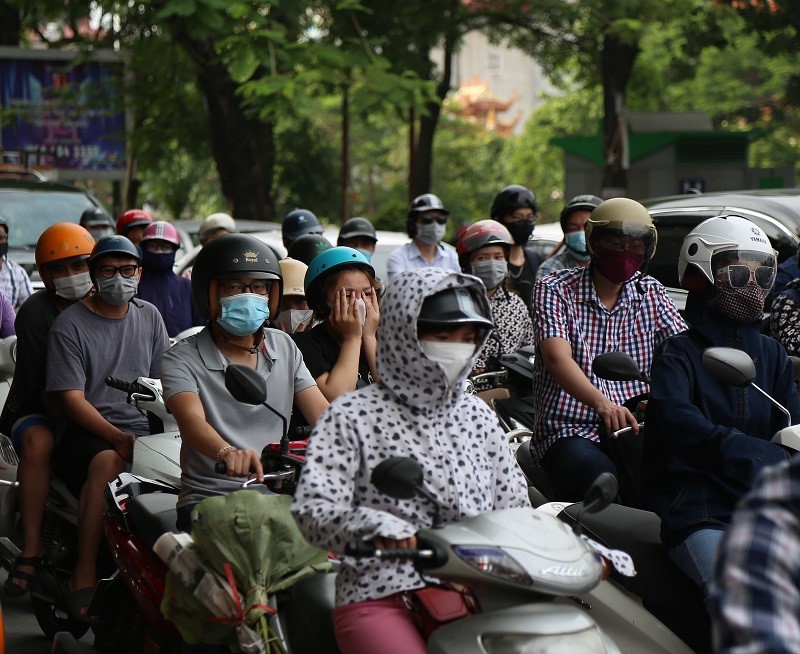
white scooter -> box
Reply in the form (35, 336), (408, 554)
(349, 457), (694, 653)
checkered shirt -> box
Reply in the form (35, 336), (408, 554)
(530, 265), (686, 463)
(712, 459), (800, 653)
(0, 257), (33, 311)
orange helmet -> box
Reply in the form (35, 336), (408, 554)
(35, 223), (96, 274)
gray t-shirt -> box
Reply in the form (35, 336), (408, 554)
(160, 326), (316, 508)
(46, 299), (170, 436)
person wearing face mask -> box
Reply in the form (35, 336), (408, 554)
(160, 233), (328, 534)
(457, 220), (532, 386)
(0, 217), (33, 312)
(490, 184), (540, 307)
(292, 247), (381, 404)
(79, 206), (116, 242)
(137, 221), (203, 337)
(45, 234), (169, 620)
(337, 217), (378, 263)
(536, 194), (603, 282)
(0, 223), (93, 597)
(642, 215), (798, 603)
(292, 268), (529, 654)
(274, 257), (314, 334)
(385, 194), (460, 280)
(531, 197), (686, 502)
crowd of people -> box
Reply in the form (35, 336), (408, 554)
(0, 185), (797, 653)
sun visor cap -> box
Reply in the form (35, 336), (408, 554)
(417, 286), (494, 331)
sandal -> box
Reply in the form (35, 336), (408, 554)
(4, 554), (44, 598)
(63, 582), (97, 624)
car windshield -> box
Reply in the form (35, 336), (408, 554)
(0, 190), (96, 247)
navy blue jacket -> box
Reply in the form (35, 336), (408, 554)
(642, 291), (800, 547)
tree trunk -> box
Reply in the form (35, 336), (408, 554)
(600, 34), (639, 194)
(0, 2), (20, 46)
(340, 87), (349, 224)
(410, 23), (456, 197)
(179, 39), (276, 222)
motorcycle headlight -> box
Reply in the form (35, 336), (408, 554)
(452, 546), (532, 586)
(481, 628), (612, 653)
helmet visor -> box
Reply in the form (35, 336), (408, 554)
(592, 222), (654, 255)
(712, 250), (777, 290)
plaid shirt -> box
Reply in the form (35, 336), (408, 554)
(712, 458), (800, 653)
(530, 265), (685, 463)
(0, 257), (32, 311)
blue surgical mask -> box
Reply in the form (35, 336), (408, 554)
(356, 248), (373, 263)
(217, 293), (270, 336)
(564, 231), (591, 261)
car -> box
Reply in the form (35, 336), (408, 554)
(643, 189), (800, 290)
(526, 222), (564, 263)
(0, 170), (104, 284)
(174, 227), (411, 283)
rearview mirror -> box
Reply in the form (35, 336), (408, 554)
(225, 364), (267, 405)
(371, 457), (423, 500)
(701, 347), (756, 388)
(592, 352), (647, 383)
(582, 473), (618, 515)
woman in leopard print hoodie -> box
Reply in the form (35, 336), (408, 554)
(292, 267), (529, 654)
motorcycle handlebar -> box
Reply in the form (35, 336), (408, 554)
(105, 376), (149, 398)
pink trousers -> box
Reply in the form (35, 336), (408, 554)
(333, 594), (427, 654)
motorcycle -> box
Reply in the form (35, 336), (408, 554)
(346, 456), (693, 653)
(0, 373), (182, 641)
(92, 363), (338, 654)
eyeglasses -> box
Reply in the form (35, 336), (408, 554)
(719, 265), (775, 290)
(219, 280), (271, 296)
(143, 241), (175, 254)
(95, 264), (139, 279)
(419, 216), (447, 225)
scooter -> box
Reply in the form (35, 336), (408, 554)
(346, 456), (692, 653)
(92, 364), (338, 654)
(0, 373), (182, 641)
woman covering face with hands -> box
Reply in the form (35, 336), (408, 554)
(292, 247), (381, 402)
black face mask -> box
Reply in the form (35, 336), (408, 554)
(0, 243), (9, 258)
(506, 221), (535, 246)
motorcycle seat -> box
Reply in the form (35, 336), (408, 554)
(127, 492), (180, 549)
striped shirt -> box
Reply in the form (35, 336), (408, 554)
(530, 265), (685, 463)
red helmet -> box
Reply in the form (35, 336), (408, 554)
(457, 220), (513, 255)
(116, 209), (153, 236)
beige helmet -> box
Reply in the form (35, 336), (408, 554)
(279, 257), (307, 297)
(585, 198), (657, 260)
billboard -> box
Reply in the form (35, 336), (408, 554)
(0, 47), (126, 179)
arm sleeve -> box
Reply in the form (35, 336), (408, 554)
(485, 420), (531, 509)
(649, 346), (788, 488)
(532, 278), (569, 343)
(149, 310), (171, 378)
(385, 247), (404, 278)
(160, 348), (199, 401)
(45, 319), (86, 392)
(771, 291), (800, 355)
(291, 408), (416, 552)
(652, 283), (688, 347)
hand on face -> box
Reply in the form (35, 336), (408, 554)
(362, 290), (380, 338)
(329, 288), (363, 342)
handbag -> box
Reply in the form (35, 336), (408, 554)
(406, 585), (477, 640)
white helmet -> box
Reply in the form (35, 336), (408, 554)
(678, 215), (776, 289)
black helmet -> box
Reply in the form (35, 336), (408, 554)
(282, 208), (323, 245)
(338, 217), (377, 244)
(287, 233), (333, 266)
(406, 193), (449, 238)
(89, 234), (141, 266)
(559, 194), (603, 231)
(80, 207), (114, 229)
(490, 185), (537, 220)
(192, 233), (283, 319)
(417, 286), (493, 331)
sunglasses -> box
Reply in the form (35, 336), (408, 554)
(420, 216), (448, 225)
(719, 264), (775, 290)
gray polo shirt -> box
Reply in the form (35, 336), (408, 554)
(160, 326), (316, 508)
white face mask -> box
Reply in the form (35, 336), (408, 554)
(53, 271), (93, 301)
(274, 308), (314, 333)
(326, 297), (367, 327)
(420, 341), (476, 386)
(417, 223), (446, 245)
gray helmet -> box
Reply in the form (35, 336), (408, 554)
(406, 194), (449, 238)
